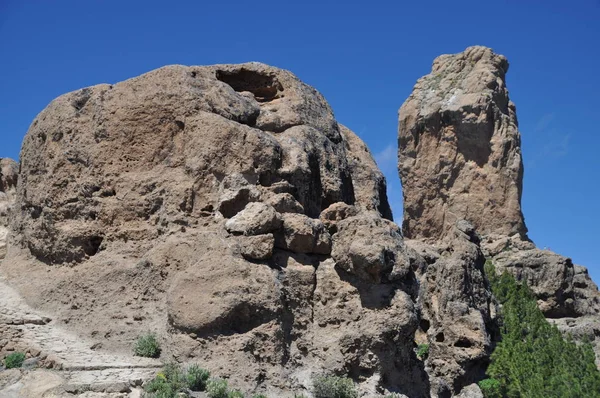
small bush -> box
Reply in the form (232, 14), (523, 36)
(478, 378), (502, 398)
(134, 332), (161, 358)
(144, 376), (177, 398)
(4, 352), (26, 369)
(252, 395), (267, 398)
(144, 363), (187, 398)
(186, 364), (211, 391)
(207, 378), (230, 398)
(416, 344), (429, 360)
(313, 375), (358, 398)
(228, 390), (244, 398)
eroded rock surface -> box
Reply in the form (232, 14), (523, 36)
(3, 63), (426, 397)
(409, 221), (495, 397)
(0, 158), (18, 260)
(399, 46), (600, 381)
(399, 46), (527, 241)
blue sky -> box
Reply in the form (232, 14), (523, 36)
(1, 1), (599, 280)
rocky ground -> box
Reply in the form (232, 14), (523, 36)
(0, 275), (160, 397)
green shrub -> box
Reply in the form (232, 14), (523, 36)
(134, 332), (161, 358)
(416, 343), (429, 360)
(252, 395), (267, 398)
(144, 376), (177, 398)
(186, 364), (211, 391)
(4, 352), (25, 369)
(478, 378), (502, 398)
(207, 378), (230, 398)
(313, 375), (358, 398)
(144, 363), (188, 398)
(228, 390), (244, 398)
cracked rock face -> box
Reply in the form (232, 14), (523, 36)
(5, 63), (428, 396)
(0, 158), (18, 259)
(399, 46), (527, 241)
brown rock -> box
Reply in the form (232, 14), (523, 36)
(225, 202), (281, 236)
(237, 233), (275, 261)
(275, 213), (331, 255)
(331, 213), (410, 283)
(409, 221), (494, 396)
(398, 46), (527, 241)
(3, 62), (417, 396)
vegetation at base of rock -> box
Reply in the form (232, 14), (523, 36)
(144, 362), (211, 397)
(3, 352), (25, 369)
(134, 332), (161, 358)
(416, 343), (429, 360)
(312, 375), (358, 398)
(485, 262), (600, 397)
(206, 378), (230, 398)
(478, 378), (501, 398)
(186, 363), (211, 391)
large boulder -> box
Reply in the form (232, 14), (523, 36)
(0, 158), (18, 259)
(398, 46), (527, 241)
(4, 63), (423, 396)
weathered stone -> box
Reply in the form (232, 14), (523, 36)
(332, 213), (410, 283)
(409, 221), (494, 396)
(319, 202), (358, 233)
(266, 192), (304, 214)
(3, 62), (417, 396)
(225, 202), (281, 236)
(237, 233), (275, 260)
(0, 158), (18, 260)
(275, 213), (331, 255)
(399, 46), (527, 241)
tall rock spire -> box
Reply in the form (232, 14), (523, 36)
(399, 46), (527, 241)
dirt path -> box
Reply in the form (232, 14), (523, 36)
(0, 276), (161, 397)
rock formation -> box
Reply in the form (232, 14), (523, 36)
(399, 46), (600, 378)
(0, 158), (18, 259)
(2, 63), (430, 397)
(399, 46), (527, 242)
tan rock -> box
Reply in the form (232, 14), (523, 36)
(225, 202), (281, 236)
(3, 62), (416, 396)
(237, 233), (275, 261)
(398, 46), (527, 241)
(275, 213), (331, 255)
(332, 213), (411, 283)
(0, 158), (17, 260)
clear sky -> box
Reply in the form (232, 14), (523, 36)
(1, 1), (599, 280)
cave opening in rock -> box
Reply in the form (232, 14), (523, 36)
(216, 69), (283, 102)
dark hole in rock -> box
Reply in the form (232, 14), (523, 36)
(420, 319), (431, 332)
(216, 69), (283, 103)
(83, 236), (103, 257)
(175, 120), (185, 130)
(30, 206), (42, 219)
(435, 332), (445, 342)
(454, 337), (473, 348)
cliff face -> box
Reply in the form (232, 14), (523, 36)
(399, 46), (527, 242)
(399, 46), (600, 372)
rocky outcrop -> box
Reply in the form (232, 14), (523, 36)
(399, 46), (600, 381)
(399, 46), (527, 241)
(0, 158), (18, 259)
(4, 63), (428, 396)
(409, 221), (495, 397)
